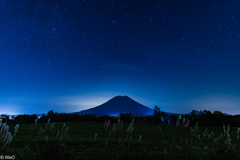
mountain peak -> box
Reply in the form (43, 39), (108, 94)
(77, 95), (154, 116)
(114, 95), (130, 98)
(110, 95), (133, 102)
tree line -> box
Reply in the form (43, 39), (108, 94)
(2, 108), (240, 126)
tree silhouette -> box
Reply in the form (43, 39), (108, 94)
(153, 106), (162, 124)
(153, 106), (161, 116)
(213, 111), (225, 125)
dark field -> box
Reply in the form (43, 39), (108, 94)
(1, 121), (240, 160)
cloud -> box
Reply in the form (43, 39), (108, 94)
(0, 104), (23, 115)
(48, 94), (114, 112)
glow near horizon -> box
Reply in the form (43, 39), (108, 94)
(1, 94), (239, 116)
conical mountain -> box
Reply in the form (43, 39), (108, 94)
(77, 95), (154, 116)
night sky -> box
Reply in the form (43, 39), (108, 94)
(1, 0), (240, 115)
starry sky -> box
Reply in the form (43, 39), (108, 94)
(1, 0), (240, 116)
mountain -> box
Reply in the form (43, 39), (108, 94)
(187, 110), (229, 116)
(164, 112), (181, 116)
(75, 95), (154, 116)
(188, 110), (201, 115)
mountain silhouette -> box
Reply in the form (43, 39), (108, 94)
(188, 110), (201, 115)
(188, 110), (229, 116)
(76, 95), (154, 116)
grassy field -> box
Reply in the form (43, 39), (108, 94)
(1, 121), (240, 159)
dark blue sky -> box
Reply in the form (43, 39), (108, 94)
(1, 0), (240, 115)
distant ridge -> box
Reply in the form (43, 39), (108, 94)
(188, 110), (201, 115)
(188, 110), (229, 116)
(75, 95), (154, 116)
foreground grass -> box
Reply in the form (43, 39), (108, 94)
(1, 121), (240, 159)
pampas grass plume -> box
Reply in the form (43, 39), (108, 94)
(14, 124), (19, 137)
(34, 119), (38, 129)
(3, 132), (12, 148)
(95, 133), (98, 141)
(106, 120), (110, 131)
(138, 135), (142, 142)
(104, 119), (107, 129)
(57, 130), (60, 137)
(44, 136), (48, 143)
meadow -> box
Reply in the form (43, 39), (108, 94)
(1, 118), (240, 160)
